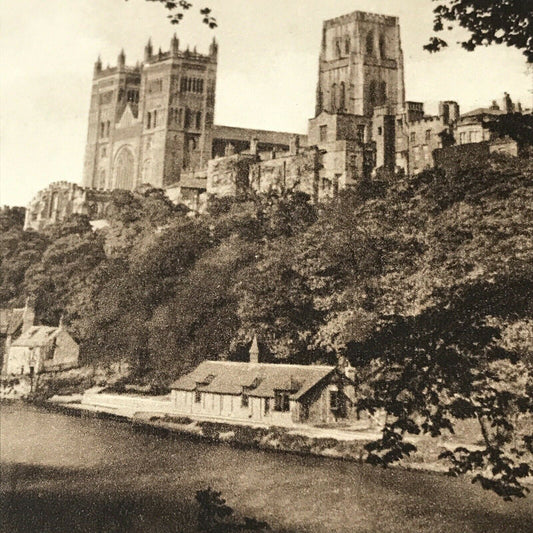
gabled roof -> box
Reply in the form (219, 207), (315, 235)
(171, 360), (335, 400)
(11, 326), (61, 347)
(0, 308), (24, 336)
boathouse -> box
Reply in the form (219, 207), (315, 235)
(170, 339), (356, 425)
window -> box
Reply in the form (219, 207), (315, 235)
(335, 40), (342, 58)
(274, 391), (290, 412)
(357, 125), (366, 143)
(379, 81), (387, 106)
(196, 111), (202, 129)
(146, 112), (151, 129)
(366, 31), (374, 56)
(397, 118), (403, 128)
(331, 83), (337, 111)
(425, 129), (432, 142)
(241, 393), (249, 408)
(153, 110), (157, 128)
(100, 122), (105, 137)
(319, 125), (328, 142)
(101, 146), (107, 158)
(379, 34), (386, 59)
(377, 126), (383, 135)
(345, 37), (350, 54)
(339, 82), (346, 111)
(329, 390), (340, 411)
(184, 108), (191, 128)
(410, 132), (416, 144)
(368, 80), (377, 112)
(264, 398), (270, 415)
(127, 90), (139, 103)
(195, 390), (201, 403)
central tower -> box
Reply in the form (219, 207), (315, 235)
(315, 11), (405, 117)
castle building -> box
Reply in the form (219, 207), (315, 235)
(24, 9), (524, 231)
(83, 36), (303, 192)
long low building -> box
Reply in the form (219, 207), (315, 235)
(170, 339), (356, 426)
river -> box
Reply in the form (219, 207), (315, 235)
(0, 402), (531, 532)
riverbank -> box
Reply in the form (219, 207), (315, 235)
(39, 397), (458, 474)
(2, 401), (533, 533)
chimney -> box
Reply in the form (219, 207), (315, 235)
(250, 137), (259, 156)
(249, 334), (260, 364)
(290, 135), (300, 155)
(22, 298), (35, 333)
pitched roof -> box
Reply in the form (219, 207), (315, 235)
(0, 308), (24, 336)
(461, 107), (506, 119)
(170, 360), (335, 400)
(11, 326), (60, 347)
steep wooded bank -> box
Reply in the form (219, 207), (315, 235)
(1, 154), (532, 497)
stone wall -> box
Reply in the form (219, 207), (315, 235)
(206, 154), (259, 197)
(24, 182), (113, 232)
(249, 149), (319, 199)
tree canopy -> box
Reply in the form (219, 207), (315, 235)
(424, 0), (533, 62)
(9, 156), (532, 498)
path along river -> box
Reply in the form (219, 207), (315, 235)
(1, 402), (532, 532)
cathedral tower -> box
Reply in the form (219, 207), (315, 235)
(315, 11), (405, 117)
(83, 36), (218, 190)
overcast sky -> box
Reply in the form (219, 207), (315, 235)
(1, 0), (532, 207)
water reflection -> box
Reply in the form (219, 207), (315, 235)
(1, 403), (531, 533)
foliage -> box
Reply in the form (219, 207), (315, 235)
(5, 156), (533, 499)
(142, 0), (217, 27)
(424, 0), (533, 62)
(196, 487), (269, 532)
(0, 208), (49, 307)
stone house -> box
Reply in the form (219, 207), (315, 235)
(170, 340), (356, 426)
(4, 322), (79, 376)
(0, 303), (35, 374)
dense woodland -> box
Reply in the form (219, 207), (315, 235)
(2, 154), (532, 497)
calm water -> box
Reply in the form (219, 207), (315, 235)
(1, 403), (531, 533)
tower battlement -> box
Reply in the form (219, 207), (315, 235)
(324, 10), (398, 28)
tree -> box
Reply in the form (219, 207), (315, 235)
(142, 0), (216, 27)
(424, 0), (533, 62)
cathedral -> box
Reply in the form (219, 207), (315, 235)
(24, 9), (522, 230)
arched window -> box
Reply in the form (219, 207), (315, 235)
(113, 147), (135, 190)
(379, 34), (386, 59)
(368, 80), (377, 113)
(331, 83), (337, 112)
(339, 82), (346, 111)
(366, 31), (374, 56)
(379, 81), (387, 106)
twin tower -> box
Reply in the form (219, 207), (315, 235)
(83, 11), (405, 191)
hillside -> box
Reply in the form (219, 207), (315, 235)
(2, 154), (532, 497)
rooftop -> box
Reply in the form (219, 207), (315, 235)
(171, 360), (335, 400)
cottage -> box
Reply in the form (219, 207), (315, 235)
(0, 302), (35, 374)
(4, 322), (79, 376)
(171, 340), (356, 426)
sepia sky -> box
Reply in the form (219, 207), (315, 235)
(1, 0), (532, 207)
